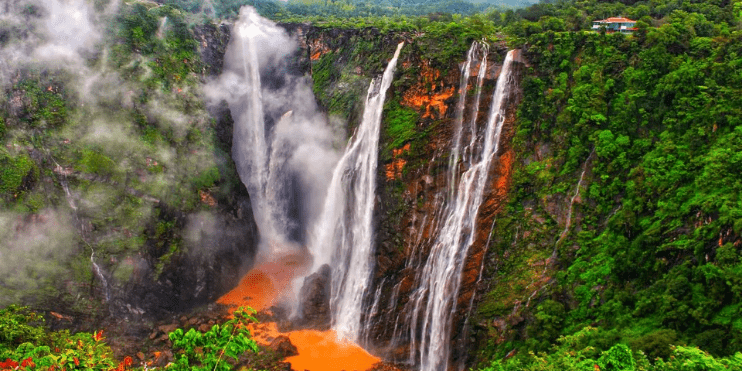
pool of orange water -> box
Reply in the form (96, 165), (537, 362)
(284, 328), (379, 371)
(218, 252), (380, 371)
(250, 322), (379, 371)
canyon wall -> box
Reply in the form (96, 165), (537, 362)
(282, 25), (525, 369)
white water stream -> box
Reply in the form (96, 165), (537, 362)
(310, 42), (404, 341)
(409, 50), (517, 371)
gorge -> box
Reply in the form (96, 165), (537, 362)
(210, 8), (522, 369)
(1, 0), (741, 370)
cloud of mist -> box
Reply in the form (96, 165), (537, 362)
(0, 0), (227, 308)
(0, 0), (121, 88)
(205, 6), (342, 264)
(0, 209), (77, 306)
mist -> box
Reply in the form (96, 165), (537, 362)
(205, 6), (341, 263)
(0, 210), (76, 306)
(0, 0), (231, 311)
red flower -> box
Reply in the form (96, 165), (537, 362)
(93, 330), (104, 342)
(123, 356), (133, 367)
(0, 358), (19, 368)
(21, 357), (35, 367)
(74, 357), (80, 366)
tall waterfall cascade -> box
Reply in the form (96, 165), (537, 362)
(405, 48), (518, 371)
(214, 6), (340, 263)
(310, 43), (405, 342)
(217, 9), (519, 367)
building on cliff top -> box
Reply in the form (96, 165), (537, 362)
(591, 17), (638, 33)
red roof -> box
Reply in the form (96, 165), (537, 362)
(596, 17), (636, 23)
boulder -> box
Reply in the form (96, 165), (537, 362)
(294, 264), (331, 330)
(268, 335), (298, 357)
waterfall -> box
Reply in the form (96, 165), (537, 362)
(408, 50), (517, 371)
(310, 42), (404, 341)
(218, 7), (340, 261)
(448, 42), (488, 195)
(230, 10), (273, 242)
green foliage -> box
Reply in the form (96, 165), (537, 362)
(311, 51), (340, 104)
(0, 306), (260, 371)
(168, 307), (260, 370)
(0, 307), (120, 370)
(384, 100), (418, 149)
(9, 79), (69, 128)
(77, 149), (116, 178)
(479, 0), (742, 363)
(161, 0), (202, 13)
(0, 305), (45, 351)
(115, 3), (199, 90)
(119, 3), (159, 53)
(0, 151), (37, 200)
(630, 329), (678, 361)
(482, 327), (742, 371)
(192, 166), (220, 190)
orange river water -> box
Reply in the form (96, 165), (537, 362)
(217, 253), (380, 371)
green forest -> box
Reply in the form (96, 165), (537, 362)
(1, 0), (741, 369)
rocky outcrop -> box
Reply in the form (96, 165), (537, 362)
(269, 335), (299, 357)
(294, 264), (332, 330)
(193, 22), (231, 78)
(108, 23), (260, 320)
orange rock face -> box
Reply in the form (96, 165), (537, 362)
(400, 63), (455, 119)
(385, 143), (411, 180)
(308, 39), (332, 61)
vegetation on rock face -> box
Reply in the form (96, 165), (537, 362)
(0, 0), (253, 320)
(474, 0), (742, 367)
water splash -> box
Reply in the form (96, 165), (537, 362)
(409, 50), (517, 371)
(219, 7), (339, 262)
(310, 42), (404, 341)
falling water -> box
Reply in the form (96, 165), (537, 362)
(448, 41), (489, 194)
(156, 17), (167, 39)
(221, 7), (340, 259)
(310, 42), (404, 341)
(409, 50), (517, 371)
(231, 10), (271, 239)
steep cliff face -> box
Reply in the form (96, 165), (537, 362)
(0, 4), (259, 329)
(288, 25), (525, 369)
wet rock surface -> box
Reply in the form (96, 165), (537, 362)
(294, 264), (332, 330)
(269, 335), (299, 357)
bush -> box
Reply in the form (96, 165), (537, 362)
(168, 307), (260, 370)
(0, 151), (37, 200)
(0, 305), (45, 351)
(0, 306), (121, 370)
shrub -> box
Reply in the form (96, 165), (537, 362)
(0, 151), (37, 199)
(168, 307), (260, 370)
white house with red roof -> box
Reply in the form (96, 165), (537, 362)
(591, 17), (638, 33)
